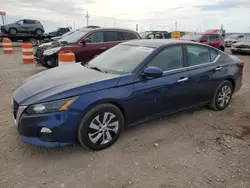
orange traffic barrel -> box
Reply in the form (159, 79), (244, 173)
(22, 42), (34, 64)
(58, 50), (75, 66)
(3, 38), (13, 54)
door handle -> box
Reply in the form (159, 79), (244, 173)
(215, 66), (223, 71)
(178, 77), (188, 83)
(100, 47), (107, 50)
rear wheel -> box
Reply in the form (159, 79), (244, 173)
(78, 104), (124, 150)
(209, 80), (233, 111)
(36, 29), (43, 35)
(9, 28), (17, 35)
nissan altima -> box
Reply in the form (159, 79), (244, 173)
(12, 39), (244, 150)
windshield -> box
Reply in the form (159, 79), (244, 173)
(87, 44), (154, 74)
(58, 30), (88, 43)
(139, 31), (151, 38)
(61, 31), (73, 37)
(51, 28), (59, 32)
(226, 35), (238, 40)
(181, 34), (202, 41)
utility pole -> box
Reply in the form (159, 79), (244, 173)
(175, 21), (177, 31)
(136, 24), (138, 32)
(86, 11), (90, 26)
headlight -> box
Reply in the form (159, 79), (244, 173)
(43, 47), (61, 56)
(26, 97), (78, 114)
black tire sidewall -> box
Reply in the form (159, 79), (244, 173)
(9, 28), (17, 35)
(36, 29), (42, 35)
(214, 81), (233, 110)
(78, 104), (124, 150)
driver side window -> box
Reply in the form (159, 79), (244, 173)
(86, 32), (104, 43)
(148, 46), (184, 72)
(17, 20), (24, 25)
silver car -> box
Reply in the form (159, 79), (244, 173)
(0, 19), (45, 35)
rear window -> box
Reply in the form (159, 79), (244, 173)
(181, 34), (202, 41)
(120, 32), (138, 40)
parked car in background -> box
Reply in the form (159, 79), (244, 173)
(0, 19), (44, 35)
(35, 28), (141, 68)
(140, 31), (190, 39)
(225, 34), (244, 47)
(85, 25), (101, 29)
(51, 31), (75, 41)
(13, 39), (244, 150)
(181, 33), (225, 51)
(140, 31), (171, 39)
(231, 36), (250, 54)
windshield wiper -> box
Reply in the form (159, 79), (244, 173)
(84, 62), (106, 73)
(89, 66), (107, 73)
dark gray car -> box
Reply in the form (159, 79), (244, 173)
(0, 19), (44, 35)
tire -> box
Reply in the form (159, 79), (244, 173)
(219, 46), (225, 52)
(209, 80), (233, 111)
(29, 38), (38, 46)
(36, 29), (43, 35)
(231, 51), (236, 55)
(9, 28), (17, 35)
(78, 103), (124, 150)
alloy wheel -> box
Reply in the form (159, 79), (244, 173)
(88, 112), (119, 145)
(217, 85), (232, 108)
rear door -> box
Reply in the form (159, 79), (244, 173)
(185, 44), (223, 105)
(103, 31), (122, 50)
(78, 31), (105, 62)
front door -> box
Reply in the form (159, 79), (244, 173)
(131, 45), (191, 121)
(185, 44), (223, 105)
(208, 34), (220, 48)
(78, 31), (106, 62)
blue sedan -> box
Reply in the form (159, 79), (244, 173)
(12, 39), (244, 150)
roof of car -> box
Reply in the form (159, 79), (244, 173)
(122, 39), (198, 48)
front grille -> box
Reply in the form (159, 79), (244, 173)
(13, 99), (19, 119)
(235, 45), (250, 49)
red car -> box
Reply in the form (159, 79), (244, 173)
(35, 28), (141, 68)
(181, 32), (225, 51)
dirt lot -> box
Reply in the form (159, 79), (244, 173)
(0, 48), (250, 188)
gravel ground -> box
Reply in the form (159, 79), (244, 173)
(0, 48), (250, 188)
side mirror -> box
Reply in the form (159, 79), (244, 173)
(200, 38), (207, 43)
(142, 67), (163, 78)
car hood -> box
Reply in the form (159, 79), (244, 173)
(234, 41), (250, 47)
(37, 41), (69, 51)
(2, 23), (15, 27)
(13, 63), (121, 105)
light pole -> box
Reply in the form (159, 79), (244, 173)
(112, 17), (116, 27)
(65, 17), (68, 27)
(73, 21), (75, 30)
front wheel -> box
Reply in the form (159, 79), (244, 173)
(9, 28), (17, 35)
(78, 104), (124, 150)
(209, 80), (233, 111)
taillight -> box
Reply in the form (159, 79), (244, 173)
(239, 61), (244, 67)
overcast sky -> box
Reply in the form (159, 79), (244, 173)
(0, 0), (250, 33)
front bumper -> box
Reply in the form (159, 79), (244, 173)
(231, 47), (250, 54)
(13, 102), (81, 147)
